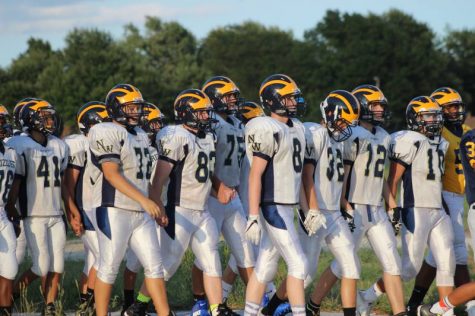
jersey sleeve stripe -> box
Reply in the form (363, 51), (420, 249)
(253, 151), (271, 161)
(389, 157), (410, 168)
(159, 155), (177, 165)
(97, 153), (120, 164)
(67, 164), (82, 170)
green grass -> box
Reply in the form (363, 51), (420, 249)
(15, 241), (475, 314)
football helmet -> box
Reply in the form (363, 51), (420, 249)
(352, 84), (390, 125)
(237, 101), (265, 124)
(430, 87), (465, 125)
(105, 84), (146, 129)
(76, 101), (108, 135)
(142, 103), (164, 141)
(0, 105), (12, 139)
(320, 90), (360, 142)
(202, 76), (241, 114)
(174, 89), (215, 132)
(13, 98), (38, 131)
(406, 96), (443, 138)
(259, 74), (306, 117)
(19, 99), (57, 135)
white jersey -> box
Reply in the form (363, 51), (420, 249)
(345, 125), (390, 206)
(389, 130), (449, 208)
(214, 114), (245, 188)
(304, 123), (344, 210)
(0, 143), (17, 209)
(64, 134), (91, 211)
(156, 125), (215, 211)
(7, 134), (68, 217)
(88, 122), (151, 211)
(245, 116), (305, 205)
(149, 144), (159, 184)
(238, 154), (250, 213)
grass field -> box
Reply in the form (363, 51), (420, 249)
(14, 240), (475, 315)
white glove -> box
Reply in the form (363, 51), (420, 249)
(303, 209), (327, 236)
(245, 215), (261, 245)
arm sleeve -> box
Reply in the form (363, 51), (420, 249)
(88, 125), (123, 164)
(156, 130), (184, 164)
(65, 138), (85, 170)
(61, 143), (70, 173)
(388, 135), (417, 167)
(245, 121), (276, 161)
(342, 136), (361, 165)
(304, 126), (325, 165)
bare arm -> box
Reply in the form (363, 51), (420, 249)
(62, 169), (83, 235)
(387, 161), (406, 200)
(6, 177), (21, 219)
(149, 159), (173, 215)
(382, 180), (398, 209)
(248, 156), (268, 217)
(340, 164), (353, 210)
(302, 163), (319, 210)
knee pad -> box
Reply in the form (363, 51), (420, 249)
(255, 258), (279, 284)
(286, 256), (307, 281)
(143, 261), (164, 280)
(332, 246), (360, 279)
(198, 252), (222, 278)
(380, 248), (402, 276)
(97, 263), (121, 284)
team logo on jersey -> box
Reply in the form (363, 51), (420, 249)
(96, 139), (113, 153)
(305, 145), (314, 157)
(247, 134), (261, 151)
(68, 156), (76, 164)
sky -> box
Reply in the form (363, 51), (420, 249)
(1, 0), (474, 67)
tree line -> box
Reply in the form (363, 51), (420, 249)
(1, 9), (474, 133)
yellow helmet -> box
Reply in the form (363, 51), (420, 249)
(238, 101), (265, 124)
(202, 76), (241, 114)
(19, 98), (57, 135)
(430, 87), (465, 125)
(406, 96), (443, 137)
(142, 103), (164, 139)
(320, 90), (360, 142)
(259, 74), (306, 117)
(352, 84), (390, 125)
(174, 89), (215, 131)
(0, 105), (12, 139)
(105, 84), (146, 128)
(76, 101), (108, 135)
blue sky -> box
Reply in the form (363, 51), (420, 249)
(1, 0), (474, 67)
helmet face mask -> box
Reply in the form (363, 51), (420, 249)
(120, 102), (145, 127)
(320, 90), (360, 142)
(406, 96), (444, 138)
(174, 89), (217, 133)
(430, 87), (465, 125)
(37, 108), (57, 134)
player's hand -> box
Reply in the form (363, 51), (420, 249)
(341, 209), (356, 233)
(69, 216), (84, 237)
(303, 209), (327, 236)
(388, 207), (402, 236)
(141, 198), (162, 219)
(217, 183), (236, 204)
(245, 215), (260, 245)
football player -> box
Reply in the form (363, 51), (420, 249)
(243, 74), (307, 316)
(359, 96), (455, 314)
(262, 90), (362, 316)
(325, 85), (404, 316)
(462, 127), (475, 262)
(88, 84), (170, 316)
(406, 87), (474, 315)
(126, 89), (238, 316)
(63, 101), (109, 316)
(121, 103), (164, 314)
(8, 99), (69, 315)
(0, 105), (19, 316)
(190, 76), (254, 314)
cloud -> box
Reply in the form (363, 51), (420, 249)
(0, 1), (226, 35)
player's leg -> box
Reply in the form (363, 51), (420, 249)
(95, 207), (132, 316)
(15, 217), (49, 293)
(220, 197), (254, 285)
(43, 216), (66, 313)
(192, 209), (232, 314)
(428, 210), (455, 298)
(122, 249), (141, 313)
(365, 207), (405, 315)
(129, 213), (170, 316)
(259, 205), (307, 315)
(15, 219), (27, 265)
(419, 282), (475, 315)
(325, 213), (359, 316)
(0, 216), (18, 315)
